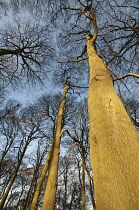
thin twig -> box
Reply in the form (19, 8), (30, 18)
(58, 57), (88, 63)
(71, 85), (89, 88)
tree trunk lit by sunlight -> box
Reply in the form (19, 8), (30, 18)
(86, 36), (139, 210)
(30, 146), (53, 210)
(42, 83), (67, 210)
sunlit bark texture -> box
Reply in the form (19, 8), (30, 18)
(42, 83), (67, 210)
(86, 36), (139, 210)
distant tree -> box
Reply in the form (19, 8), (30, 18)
(56, 155), (82, 210)
(67, 99), (95, 209)
(30, 145), (53, 210)
(24, 140), (49, 210)
(0, 108), (47, 209)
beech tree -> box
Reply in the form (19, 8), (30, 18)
(42, 83), (68, 209)
(44, 1), (139, 210)
(55, 0), (139, 209)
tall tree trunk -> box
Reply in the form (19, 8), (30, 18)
(86, 36), (139, 210)
(30, 146), (53, 210)
(42, 83), (67, 210)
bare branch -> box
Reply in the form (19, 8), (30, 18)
(65, 130), (81, 144)
(58, 57), (88, 63)
(70, 86), (89, 88)
(113, 73), (139, 81)
(85, 10), (98, 44)
(60, 129), (68, 137)
(0, 48), (23, 56)
(62, 6), (98, 44)
(62, 7), (92, 20)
